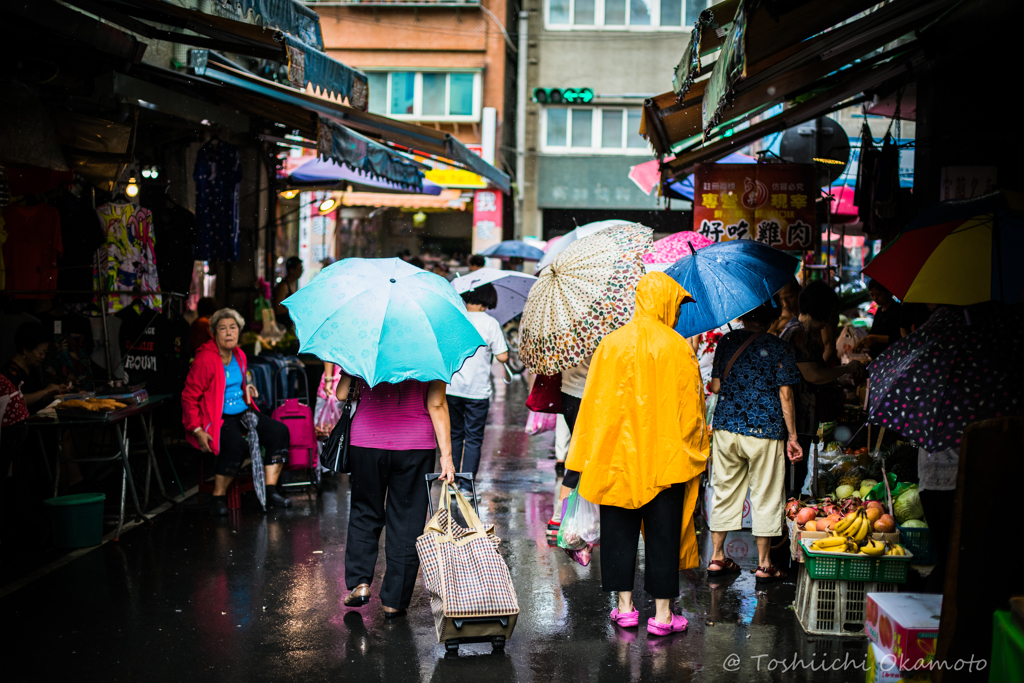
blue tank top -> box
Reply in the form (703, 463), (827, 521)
(223, 356), (247, 415)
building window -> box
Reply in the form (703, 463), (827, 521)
(542, 107), (649, 154)
(546, 0), (708, 29)
(364, 71), (482, 121)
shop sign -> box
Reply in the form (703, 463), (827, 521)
(693, 163), (817, 250)
(472, 189), (503, 257)
(939, 166), (997, 201)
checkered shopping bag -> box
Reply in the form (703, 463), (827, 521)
(416, 483), (519, 641)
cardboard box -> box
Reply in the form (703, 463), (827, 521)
(864, 593), (942, 671)
(866, 642), (933, 683)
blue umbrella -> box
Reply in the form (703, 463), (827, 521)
(282, 258), (485, 387)
(480, 240), (546, 261)
(664, 240), (799, 337)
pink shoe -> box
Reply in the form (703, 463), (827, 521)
(610, 607), (640, 628)
(646, 614), (688, 636)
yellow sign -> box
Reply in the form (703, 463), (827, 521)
(424, 167), (487, 189)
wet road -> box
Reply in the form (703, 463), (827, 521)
(3, 376), (871, 682)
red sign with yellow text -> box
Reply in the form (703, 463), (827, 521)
(693, 163), (816, 250)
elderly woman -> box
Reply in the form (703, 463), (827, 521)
(182, 308), (292, 516)
(567, 273), (709, 636)
(2, 321), (66, 414)
(337, 373), (455, 619)
(707, 300), (803, 584)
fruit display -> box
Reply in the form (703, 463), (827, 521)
(806, 533), (908, 557)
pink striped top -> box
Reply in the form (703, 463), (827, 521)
(350, 379), (438, 451)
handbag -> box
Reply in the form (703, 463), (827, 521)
(320, 379), (360, 473)
(526, 373), (562, 414)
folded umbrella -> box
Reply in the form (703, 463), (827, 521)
(480, 240), (545, 262)
(451, 267), (537, 326)
(534, 220), (633, 271)
(283, 258), (485, 387)
(867, 303), (1023, 451)
(519, 223), (653, 375)
(663, 239), (799, 338)
(862, 190), (1024, 305)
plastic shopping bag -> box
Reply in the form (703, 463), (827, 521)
(525, 410), (557, 436)
(557, 487), (600, 565)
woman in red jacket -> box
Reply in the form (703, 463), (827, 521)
(182, 308), (291, 515)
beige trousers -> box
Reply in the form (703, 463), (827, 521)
(709, 430), (786, 537)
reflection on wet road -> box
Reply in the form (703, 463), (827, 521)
(3, 376), (868, 682)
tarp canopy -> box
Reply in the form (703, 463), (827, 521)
(289, 156), (442, 195)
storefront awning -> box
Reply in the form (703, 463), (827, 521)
(317, 119), (424, 191)
(60, 0), (368, 109)
(191, 52), (510, 192)
(339, 188), (468, 210)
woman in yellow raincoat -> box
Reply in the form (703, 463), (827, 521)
(565, 271), (709, 636)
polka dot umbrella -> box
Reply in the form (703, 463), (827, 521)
(867, 303), (1023, 452)
(519, 223), (653, 375)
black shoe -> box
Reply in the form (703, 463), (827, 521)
(267, 490), (292, 508)
(210, 497), (229, 517)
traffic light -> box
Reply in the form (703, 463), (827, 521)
(532, 87), (594, 104)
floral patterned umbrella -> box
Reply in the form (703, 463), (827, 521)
(642, 231), (714, 264)
(867, 303), (1023, 452)
(519, 223), (653, 375)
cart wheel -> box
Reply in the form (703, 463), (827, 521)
(491, 636), (505, 650)
(444, 641), (459, 654)
(312, 466), (323, 495)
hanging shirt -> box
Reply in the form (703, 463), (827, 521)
(193, 140), (242, 262)
(94, 202), (161, 313)
(56, 190), (105, 302)
(150, 199), (197, 295)
(117, 305), (170, 391)
(1, 202), (63, 298)
(223, 356), (247, 415)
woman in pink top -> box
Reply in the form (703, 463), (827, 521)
(335, 374), (454, 618)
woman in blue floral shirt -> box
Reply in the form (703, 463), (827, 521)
(706, 300), (803, 584)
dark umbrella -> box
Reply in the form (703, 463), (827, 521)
(480, 240), (545, 261)
(867, 303), (1024, 452)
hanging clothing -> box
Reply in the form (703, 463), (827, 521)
(193, 140), (242, 262)
(56, 190), (105, 301)
(565, 272), (709, 570)
(94, 202), (161, 313)
(117, 305), (170, 391)
(150, 198), (197, 295)
(1, 202), (63, 298)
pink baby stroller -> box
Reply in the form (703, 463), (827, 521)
(271, 363), (323, 494)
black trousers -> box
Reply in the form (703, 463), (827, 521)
(919, 489), (955, 592)
(217, 411), (290, 477)
(448, 395), (490, 477)
(599, 484), (686, 599)
(561, 392), (582, 489)
(345, 445), (435, 609)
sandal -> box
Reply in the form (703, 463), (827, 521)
(707, 558), (742, 576)
(755, 565), (786, 584)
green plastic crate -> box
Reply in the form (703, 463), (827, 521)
(800, 540), (913, 583)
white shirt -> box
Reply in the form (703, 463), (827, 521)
(560, 355), (592, 399)
(448, 312), (508, 400)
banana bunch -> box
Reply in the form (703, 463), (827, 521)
(809, 535), (857, 554)
(885, 542), (907, 556)
(834, 510), (871, 541)
(859, 539), (886, 557)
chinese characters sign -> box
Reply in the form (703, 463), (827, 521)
(694, 163), (817, 250)
(472, 189), (503, 256)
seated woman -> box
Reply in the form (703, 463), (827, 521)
(182, 308), (292, 515)
(2, 321), (66, 414)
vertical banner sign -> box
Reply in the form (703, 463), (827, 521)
(472, 189), (503, 259)
(694, 163), (817, 250)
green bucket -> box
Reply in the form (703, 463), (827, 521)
(43, 493), (106, 548)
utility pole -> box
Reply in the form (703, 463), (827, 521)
(514, 9), (528, 240)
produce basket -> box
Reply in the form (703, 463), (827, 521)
(794, 565), (898, 638)
(800, 540), (913, 583)
(896, 524), (935, 565)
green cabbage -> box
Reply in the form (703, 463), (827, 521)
(901, 519), (928, 528)
(894, 484), (924, 523)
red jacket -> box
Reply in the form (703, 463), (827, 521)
(181, 340), (254, 455)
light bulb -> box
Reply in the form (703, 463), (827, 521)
(126, 180), (139, 198)
(151, 168), (159, 179)
(142, 169), (152, 178)
(319, 197), (337, 213)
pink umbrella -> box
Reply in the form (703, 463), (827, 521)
(643, 231), (715, 264)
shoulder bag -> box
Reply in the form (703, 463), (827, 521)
(721, 332), (763, 382)
(321, 379), (360, 473)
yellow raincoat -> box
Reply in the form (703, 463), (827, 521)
(565, 271), (710, 569)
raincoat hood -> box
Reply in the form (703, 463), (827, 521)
(565, 272), (709, 568)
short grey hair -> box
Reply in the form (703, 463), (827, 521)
(209, 308), (245, 332)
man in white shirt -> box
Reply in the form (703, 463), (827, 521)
(447, 283), (508, 496)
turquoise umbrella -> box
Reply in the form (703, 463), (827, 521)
(283, 258), (485, 387)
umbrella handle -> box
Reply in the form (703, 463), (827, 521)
(501, 363), (514, 384)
